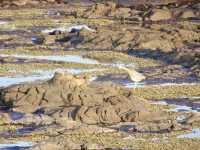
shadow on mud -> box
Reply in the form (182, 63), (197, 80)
(128, 48), (199, 68)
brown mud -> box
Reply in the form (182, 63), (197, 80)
(0, 0), (200, 150)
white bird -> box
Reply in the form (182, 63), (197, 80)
(118, 65), (146, 84)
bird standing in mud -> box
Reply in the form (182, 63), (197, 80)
(118, 65), (146, 86)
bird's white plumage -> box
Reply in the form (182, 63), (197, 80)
(118, 65), (146, 83)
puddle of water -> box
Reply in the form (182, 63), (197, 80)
(124, 82), (146, 88)
(176, 115), (187, 123)
(89, 76), (98, 82)
(16, 127), (36, 135)
(177, 128), (200, 139)
(42, 24), (96, 34)
(124, 79), (200, 88)
(125, 81), (200, 88)
(106, 62), (136, 68)
(151, 98), (200, 113)
(0, 141), (34, 149)
(168, 105), (198, 113)
(94, 73), (146, 88)
(31, 37), (44, 45)
(35, 68), (101, 75)
(0, 68), (100, 88)
(150, 82), (199, 87)
(0, 75), (50, 88)
(0, 54), (99, 64)
(150, 101), (168, 105)
(95, 74), (200, 88)
(94, 72), (200, 88)
(9, 111), (24, 121)
(178, 96), (200, 100)
(0, 21), (8, 25)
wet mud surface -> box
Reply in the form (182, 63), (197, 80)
(0, 0), (200, 150)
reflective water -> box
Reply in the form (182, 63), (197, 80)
(0, 68), (100, 87)
(151, 98), (200, 113)
(0, 54), (99, 64)
(177, 128), (200, 139)
(0, 141), (34, 150)
(94, 73), (200, 88)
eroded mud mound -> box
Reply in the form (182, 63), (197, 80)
(0, 72), (177, 130)
(0, 0), (65, 7)
(83, 1), (200, 18)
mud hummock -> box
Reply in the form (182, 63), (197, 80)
(1, 72), (198, 149)
(0, 72), (173, 127)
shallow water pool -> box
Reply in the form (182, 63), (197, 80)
(0, 141), (34, 150)
(177, 128), (200, 139)
(0, 54), (99, 65)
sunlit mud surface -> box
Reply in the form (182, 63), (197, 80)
(0, 1), (200, 150)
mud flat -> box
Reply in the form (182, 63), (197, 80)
(0, 72), (200, 150)
(0, 0), (200, 150)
